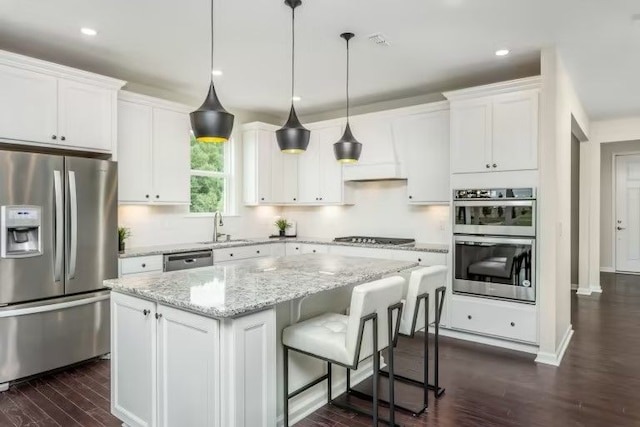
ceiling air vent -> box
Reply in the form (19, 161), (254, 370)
(368, 33), (390, 46)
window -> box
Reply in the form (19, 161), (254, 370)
(190, 133), (232, 214)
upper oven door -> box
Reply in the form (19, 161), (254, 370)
(453, 200), (536, 236)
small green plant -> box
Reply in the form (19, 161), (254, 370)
(118, 227), (131, 245)
(274, 218), (291, 232)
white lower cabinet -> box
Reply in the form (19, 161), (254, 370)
(392, 250), (447, 267)
(449, 295), (537, 343)
(285, 242), (302, 256)
(111, 292), (277, 427)
(214, 245), (271, 263)
(329, 245), (397, 260)
(119, 255), (164, 277)
(300, 244), (330, 254)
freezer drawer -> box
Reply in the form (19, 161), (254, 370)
(0, 291), (110, 384)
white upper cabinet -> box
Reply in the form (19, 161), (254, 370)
(243, 123), (299, 205)
(445, 77), (540, 174)
(117, 92), (191, 205)
(0, 50), (124, 151)
(0, 64), (58, 144)
(394, 106), (450, 204)
(57, 78), (114, 151)
(304, 125), (344, 204)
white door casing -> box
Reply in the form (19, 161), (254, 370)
(615, 154), (640, 272)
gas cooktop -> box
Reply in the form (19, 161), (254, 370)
(333, 236), (416, 246)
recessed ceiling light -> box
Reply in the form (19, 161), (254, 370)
(81, 27), (98, 36)
(211, 69), (223, 76)
(292, 96), (301, 102)
(495, 49), (510, 57)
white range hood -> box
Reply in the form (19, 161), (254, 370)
(341, 113), (407, 181)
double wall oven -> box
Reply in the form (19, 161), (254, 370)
(453, 188), (536, 303)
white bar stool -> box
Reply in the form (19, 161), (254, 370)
(391, 265), (448, 414)
(282, 276), (405, 427)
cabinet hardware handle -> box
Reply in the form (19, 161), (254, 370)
(295, 247), (299, 250)
(61, 136), (66, 141)
(293, 198), (297, 201)
(156, 195), (160, 199)
(617, 226), (626, 231)
(492, 163), (497, 168)
(155, 313), (162, 319)
(467, 315), (472, 320)
(145, 194), (150, 199)
(409, 195), (413, 199)
(418, 258), (422, 262)
(141, 263), (146, 268)
(51, 135), (57, 140)
(510, 322), (515, 327)
(486, 164), (490, 168)
(230, 253), (234, 257)
(313, 250), (316, 253)
(256, 250), (260, 254)
(261, 197), (265, 201)
(143, 309), (150, 316)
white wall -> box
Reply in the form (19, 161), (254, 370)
(280, 181), (450, 243)
(599, 140), (640, 270)
(536, 48), (590, 365)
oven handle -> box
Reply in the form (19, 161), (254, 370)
(454, 235), (535, 246)
(453, 200), (534, 208)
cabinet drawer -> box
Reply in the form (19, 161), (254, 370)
(285, 242), (302, 256)
(450, 296), (537, 343)
(393, 250), (447, 266)
(300, 244), (330, 254)
(120, 255), (163, 276)
(214, 245), (269, 263)
(330, 246), (397, 260)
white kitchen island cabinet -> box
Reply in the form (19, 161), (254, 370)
(107, 254), (417, 427)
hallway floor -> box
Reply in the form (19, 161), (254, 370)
(0, 274), (638, 426)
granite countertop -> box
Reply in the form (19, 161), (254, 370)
(120, 237), (449, 258)
(105, 254), (418, 318)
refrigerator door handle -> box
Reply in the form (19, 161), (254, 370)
(68, 170), (78, 280)
(53, 170), (64, 283)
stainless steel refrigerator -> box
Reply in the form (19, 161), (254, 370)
(0, 150), (117, 389)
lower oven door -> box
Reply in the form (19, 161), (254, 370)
(454, 235), (535, 303)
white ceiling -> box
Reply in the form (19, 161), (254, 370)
(0, 0), (639, 120)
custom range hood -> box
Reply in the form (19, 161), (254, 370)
(340, 113), (407, 181)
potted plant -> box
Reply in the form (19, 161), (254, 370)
(274, 218), (291, 237)
(118, 227), (131, 253)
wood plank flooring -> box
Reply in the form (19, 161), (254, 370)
(0, 273), (638, 426)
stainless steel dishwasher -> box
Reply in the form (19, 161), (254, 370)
(163, 250), (213, 272)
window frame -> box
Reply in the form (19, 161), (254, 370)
(188, 135), (235, 216)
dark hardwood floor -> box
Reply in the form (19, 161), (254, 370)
(0, 273), (638, 426)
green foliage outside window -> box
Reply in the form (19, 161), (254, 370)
(190, 133), (227, 213)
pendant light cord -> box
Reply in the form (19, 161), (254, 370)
(346, 36), (350, 122)
(291, 5), (295, 102)
(210, 0), (214, 83)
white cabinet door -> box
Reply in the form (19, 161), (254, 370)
(300, 244), (330, 254)
(395, 110), (450, 203)
(450, 100), (492, 174)
(272, 148), (298, 204)
(393, 250), (447, 266)
(117, 100), (153, 203)
(317, 126), (344, 203)
(152, 107), (191, 204)
(297, 131), (321, 203)
(111, 292), (157, 427)
(220, 308), (276, 427)
(57, 78), (113, 151)
(491, 91), (538, 171)
(157, 305), (219, 427)
(285, 242), (302, 256)
(0, 64), (58, 144)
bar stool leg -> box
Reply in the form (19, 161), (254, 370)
(387, 307), (396, 426)
(283, 346), (289, 427)
(372, 317), (379, 426)
(346, 368), (351, 393)
(327, 362), (332, 403)
(424, 295), (429, 410)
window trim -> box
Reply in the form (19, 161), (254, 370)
(189, 136), (235, 215)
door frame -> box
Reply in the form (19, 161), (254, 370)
(612, 151), (640, 273)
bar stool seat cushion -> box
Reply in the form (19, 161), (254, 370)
(283, 312), (353, 365)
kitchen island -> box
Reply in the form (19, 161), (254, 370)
(105, 253), (417, 427)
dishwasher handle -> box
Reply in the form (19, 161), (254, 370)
(163, 250), (213, 272)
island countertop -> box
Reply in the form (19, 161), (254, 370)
(104, 254), (418, 318)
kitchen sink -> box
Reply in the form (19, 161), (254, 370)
(197, 239), (251, 246)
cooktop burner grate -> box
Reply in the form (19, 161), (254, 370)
(333, 236), (415, 245)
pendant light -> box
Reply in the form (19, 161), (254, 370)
(276, 0), (310, 154)
(190, 0), (234, 143)
(333, 32), (362, 164)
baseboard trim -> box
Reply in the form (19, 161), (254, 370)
(600, 267), (615, 273)
(591, 286), (603, 294)
(434, 326), (539, 355)
(575, 288), (592, 296)
(278, 358), (374, 427)
(535, 326), (574, 366)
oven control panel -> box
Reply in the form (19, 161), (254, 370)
(454, 188), (535, 200)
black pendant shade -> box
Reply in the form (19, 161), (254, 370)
(277, 0), (310, 154)
(334, 32), (362, 163)
(333, 123), (362, 164)
(190, 0), (234, 143)
(277, 105), (310, 153)
(191, 82), (234, 143)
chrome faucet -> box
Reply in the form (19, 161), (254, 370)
(213, 211), (224, 242)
